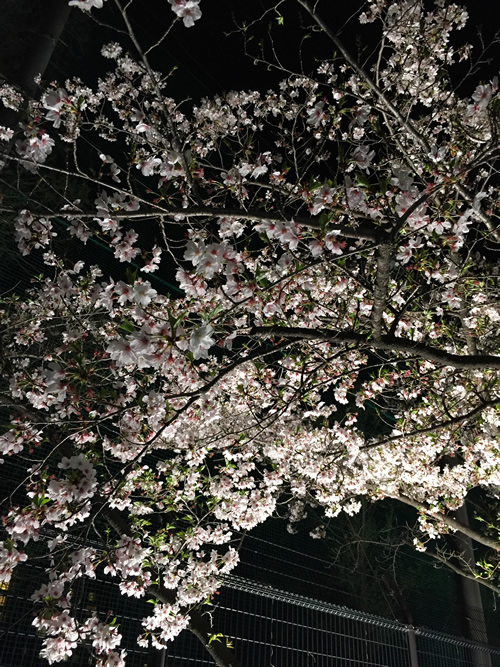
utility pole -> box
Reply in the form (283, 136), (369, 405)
(454, 504), (492, 667)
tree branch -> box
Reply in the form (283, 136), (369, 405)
(5, 205), (381, 242)
(250, 325), (500, 369)
(364, 397), (500, 450)
(0, 393), (45, 423)
(392, 494), (500, 552)
(423, 548), (500, 596)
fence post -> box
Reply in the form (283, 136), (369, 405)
(407, 627), (419, 667)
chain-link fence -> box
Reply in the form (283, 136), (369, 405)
(1, 561), (499, 667)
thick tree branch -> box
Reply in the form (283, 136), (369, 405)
(143, 206), (380, 240)
(0, 393), (45, 423)
(250, 325), (500, 369)
(391, 494), (500, 552)
(3, 205), (381, 242)
(423, 548), (500, 596)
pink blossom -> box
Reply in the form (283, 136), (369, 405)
(69, 0), (104, 10)
(107, 338), (137, 366)
(189, 323), (214, 359)
(0, 125), (14, 141)
(352, 145), (375, 171)
(169, 0), (202, 28)
(133, 281), (157, 307)
(307, 101), (326, 127)
(44, 88), (70, 128)
(472, 84), (492, 110)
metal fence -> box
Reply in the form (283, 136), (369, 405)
(197, 575), (500, 667)
(1, 563), (499, 667)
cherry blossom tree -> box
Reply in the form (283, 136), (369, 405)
(1, 0), (500, 664)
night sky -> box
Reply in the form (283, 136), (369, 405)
(51, 0), (500, 104)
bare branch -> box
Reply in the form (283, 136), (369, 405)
(423, 547), (500, 596)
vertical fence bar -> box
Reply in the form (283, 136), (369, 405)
(407, 625), (419, 667)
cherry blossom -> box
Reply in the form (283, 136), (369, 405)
(168, 0), (202, 28)
(69, 0), (105, 10)
(189, 323), (215, 359)
(352, 145), (375, 171)
(43, 88), (70, 128)
(307, 101), (326, 127)
(472, 83), (493, 110)
(1, 1), (500, 664)
(133, 281), (157, 307)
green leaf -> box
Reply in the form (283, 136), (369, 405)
(167, 307), (186, 333)
(319, 211), (334, 232)
(125, 268), (138, 284)
(119, 319), (135, 333)
(356, 172), (370, 188)
(32, 494), (50, 508)
(308, 177), (322, 192)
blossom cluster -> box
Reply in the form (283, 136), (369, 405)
(68, 0), (202, 28)
(1, 1), (500, 664)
